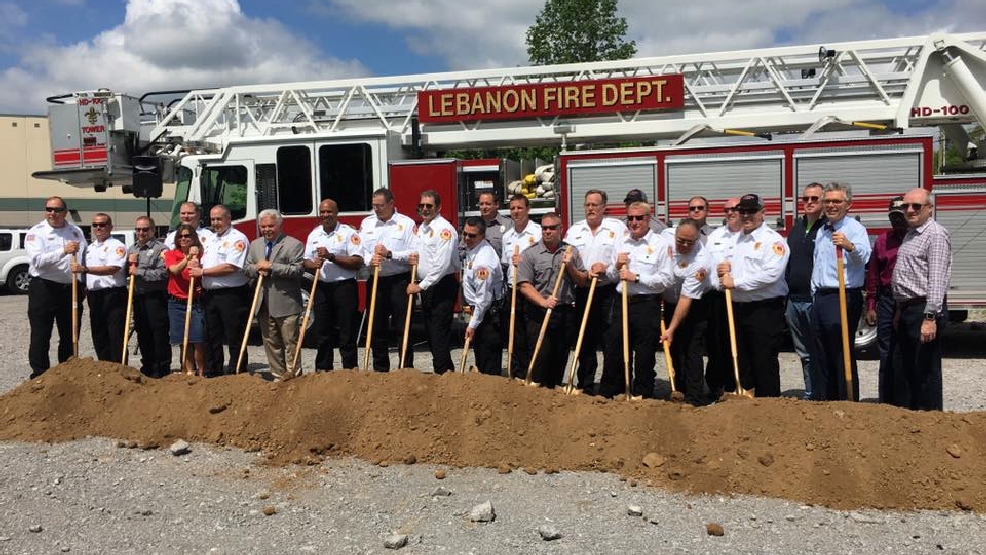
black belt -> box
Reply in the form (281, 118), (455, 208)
(898, 296), (926, 308)
(816, 287), (862, 295)
(319, 278), (356, 286)
(88, 286), (126, 294)
(627, 294), (661, 304)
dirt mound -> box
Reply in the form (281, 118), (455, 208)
(2, 358), (985, 512)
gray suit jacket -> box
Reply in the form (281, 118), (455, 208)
(244, 234), (305, 318)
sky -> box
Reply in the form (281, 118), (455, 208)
(0, 0), (984, 115)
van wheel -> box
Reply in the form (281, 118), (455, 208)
(6, 265), (29, 294)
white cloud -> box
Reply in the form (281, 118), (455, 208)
(0, 0), (368, 114)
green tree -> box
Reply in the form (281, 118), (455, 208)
(525, 0), (636, 65)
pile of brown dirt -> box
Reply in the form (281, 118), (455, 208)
(2, 358), (984, 512)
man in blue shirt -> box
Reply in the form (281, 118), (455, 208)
(810, 182), (871, 401)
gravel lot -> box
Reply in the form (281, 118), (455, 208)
(1, 292), (985, 554)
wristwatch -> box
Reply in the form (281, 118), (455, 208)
(385, 251), (393, 260)
(327, 252), (336, 263)
(634, 274), (640, 283)
(923, 312), (937, 321)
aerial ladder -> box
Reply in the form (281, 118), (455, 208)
(35, 31), (986, 190)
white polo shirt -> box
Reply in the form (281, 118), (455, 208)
(84, 237), (127, 290)
(200, 227), (249, 289)
(359, 211), (416, 277)
(305, 223), (363, 282)
(564, 217), (627, 285)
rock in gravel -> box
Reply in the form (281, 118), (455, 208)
(169, 439), (190, 456)
(946, 444), (963, 458)
(430, 486), (452, 497)
(627, 505), (643, 517)
(848, 511), (884, 524)
(262, 505), (276, 516)
(469, 500), (495, 523)
(208, 404), (227, 414)
(537, 524), (562, 541)
(706, 523), (725, 536)
(434, 469), (446, 480)
(28, 524), (43, 533)
(384, 533), (408, 549)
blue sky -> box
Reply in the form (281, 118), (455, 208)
(1, 0), (983, 115)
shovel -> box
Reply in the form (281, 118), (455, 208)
(236, 273), (264, 375)
(524, 246), (571, 386)
(660, 302), (685, 402)
(506, 245), (519, 379)
(399, 264), (417, 369)
(564, 276), (596, 395)
(836, 245), (854, 401)
(362, 265), (380, 372)
(121, 259), (137, 365)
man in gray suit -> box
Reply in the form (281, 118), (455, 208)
(244, 209), (305, 380)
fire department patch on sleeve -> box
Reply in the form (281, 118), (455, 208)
(608, 230), (615, 239)
(476, 267), (490, 280)
(115, 246), (125, 257)
(350, 234), (361, 246)
(695, 269), (707, 282)
(234, 240), (246, 252)
(440, 229), (452, 241)
(754, 241), (762, 251)
(772, 242), (785, 255)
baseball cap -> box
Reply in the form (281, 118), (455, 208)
(888, 196), (905, 215)
(736, 194), (764, 211)
(624, 189), (647, 203)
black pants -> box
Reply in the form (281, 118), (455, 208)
(703, 290), (734, 394)
(28, 278), (81, 377)
(525, 303), (576, 387)
(892, 303), (944, 411)
(204, 285), (251, 376)
(875, 288), (904, 405)
(500, 286), (529, 378)
(472, 309), (502, 375)
(733, 296), (785, 397)
(88, 286), (127, 363)
(313, 279), (359, 370)
(421, 274), (456, 374)
(811, 288), (863, 401)
(600, 295), (660, 398)
(664, 298), (711, 405)
(134, 290), (171, 377)
(574, 283), (615, 391)
(366, 272), (412, 372)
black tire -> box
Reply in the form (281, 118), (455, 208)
(6, 265), (29, 294)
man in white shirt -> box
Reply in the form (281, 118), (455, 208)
(461, 217), (504, 375)
(407, 190), (460, 374)
(361, 188), (417, 372)
(564, 189), (627, 393)
(73, 213), (127, 363)
(500, 193), (541, 377)
(703, 197), (742, 396)
(26, 196), (87, 378)
(188, 204), (250, 376)
(304, 198), (365, 371)
(717, 194), (790, 397)
(164, 201), (214, 249)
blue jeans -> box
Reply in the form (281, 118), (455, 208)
(785, 298), (819, 400)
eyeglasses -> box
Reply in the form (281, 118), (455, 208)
(626, 214), (647, 221)
(178, 234), (194, 239)
(801, 196), (820, 203)
(688, 205), (707, 212)
(462, 232), (479, 239)
(823, 199), (846, 205)
(541, 224), (561, 231)
(135, 227), (151, 232)
(418, 203), (434, 209)
(45, 206), (66, 213)
(723, 207), (738, 213)
(905, 202), (930, 211)
(675, 238), (696, 246)
(91, 222), (109, 228)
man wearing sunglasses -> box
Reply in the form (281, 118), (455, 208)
(519, 212), (588, 387)
(784, 183), (826, 400)
(563, 189), (626, 393)
(597, 202), (674, 399)
(703, 197), (742, 397)
(621, 189), (667, 233)
(717, 194), (790, 397)
(73, 213), (127, 363)
(26, 196), (87, 378)
(461, 217), (503, 375)
(361, 188), (417, 371)
(126, 216), (170, 377)
(406, 190), (459, 375)
(891, 188), (952, 411)
(810, 182), (871, 401)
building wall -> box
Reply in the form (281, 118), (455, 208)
(0, 114), (174, 230)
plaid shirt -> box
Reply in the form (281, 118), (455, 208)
(891, 218), (952, 313)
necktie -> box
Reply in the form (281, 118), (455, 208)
(265, 241), (273, 260)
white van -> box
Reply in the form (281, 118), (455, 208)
(0, 229), (30, 294)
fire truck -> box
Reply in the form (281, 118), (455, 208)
(34, 31), (986, 346)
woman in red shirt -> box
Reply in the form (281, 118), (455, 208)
(165, 224), (206, 375)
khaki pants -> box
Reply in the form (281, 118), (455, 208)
(258, 303), (301, 377)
